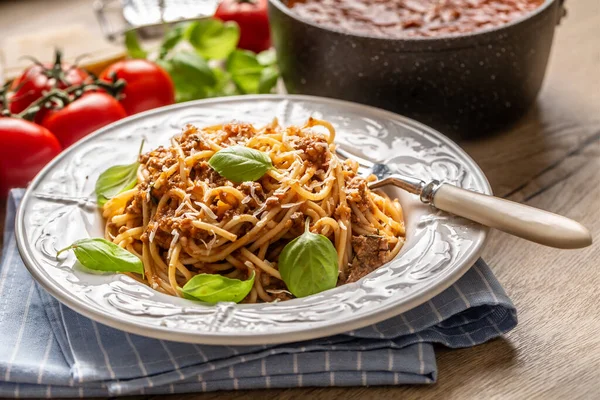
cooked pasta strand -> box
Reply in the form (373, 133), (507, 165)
(102, 120), (405, 302)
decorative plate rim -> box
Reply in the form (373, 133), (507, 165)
(15, 94), (491, 345)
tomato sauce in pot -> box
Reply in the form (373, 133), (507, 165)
(287, 0), (545, 38)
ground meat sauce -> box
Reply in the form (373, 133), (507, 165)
(287, 0), (544, 38)
(346, 235), (391, 283)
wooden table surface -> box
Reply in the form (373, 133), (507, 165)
(1, 0), (599, 399)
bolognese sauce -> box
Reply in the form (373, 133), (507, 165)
(287, 0), (545, 38)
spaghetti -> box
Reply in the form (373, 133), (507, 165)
(102, 118), (405, 302)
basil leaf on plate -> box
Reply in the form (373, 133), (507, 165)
(96, 141), (144, 205)
(278, 220), (338, 298)
(96, 161), (139, 206)
(57, 238), (144, 274)
(182, 271), (255, 303)
(208, 146), (273, 182)
(186, 19), (240, 60)
(124, 30), (147, 59)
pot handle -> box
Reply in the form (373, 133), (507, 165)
(557, 0), (567, 25)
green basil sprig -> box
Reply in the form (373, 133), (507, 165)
(125, 20), (279, 102)
(95, 141), (143, 206)
(57, 238), (144, 275)
(208, 146), (273, 183)
(159, 24), (186, 58)
(124, 30), (148, 59)
(186, 19), (240, 61)
(278, 219), (339, 298)
(181, 271), (255, 303)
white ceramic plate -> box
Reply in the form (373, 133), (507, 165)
(16, 95), (490, 345)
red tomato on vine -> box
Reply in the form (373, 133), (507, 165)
(215, 0), (272, 54)
(9, 50), (88, 118)
(41, 92), (127, 148)
(100, 59), (175, 115)
(0, 118), (62, 196)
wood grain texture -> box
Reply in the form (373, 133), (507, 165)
(1, 0), (599, 399)
(0, 0), (124, 80)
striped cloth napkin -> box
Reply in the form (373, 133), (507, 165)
(0, 189), (517, 397)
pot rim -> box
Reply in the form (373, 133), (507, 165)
(269, 0), (558, 44)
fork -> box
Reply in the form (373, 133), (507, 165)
(336, 147), (592, 249)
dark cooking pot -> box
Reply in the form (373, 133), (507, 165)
(269, 0), (566, 137)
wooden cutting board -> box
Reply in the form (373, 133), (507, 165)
(0, 0), (126, 81)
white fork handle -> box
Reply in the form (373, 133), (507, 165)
(433, 184), (592, 249)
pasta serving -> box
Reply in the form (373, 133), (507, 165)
(101, 118), (405, 303)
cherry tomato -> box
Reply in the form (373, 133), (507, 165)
(0, 118), (62, 197)
(41, 92), (127, 148)
(215, 0), (271, 54)
(100, 60), (175, 115)
(9, 52), (88, 116)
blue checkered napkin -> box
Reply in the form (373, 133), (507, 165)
(0, 189), (516, 397)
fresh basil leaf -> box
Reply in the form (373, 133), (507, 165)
(226, 50), (264, 94)
(278, 221), (338, 298)
(186, 19), (240, 60)
(257, 48), (277, 66)
(96, 161), (139, 206)
(182, 271), (255, 303)
(208, 146), (273, 183)
(174, 82), (208, 103)
(156, 59), (199, 102)
(258, 66), (279, 94)
(155, 58), (170, 72)
(159, 24), (187, 59)
(206, 68), (239, 98)
(159, 51), (216, 102)
(168, 51), (216, 87)
(124, 30), (147, 59)
(57, 238), (144, 274)
(165, 62), (209, 102)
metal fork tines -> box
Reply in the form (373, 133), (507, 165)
(334, 147), (593, 249)
(335, 146), (439, 203)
